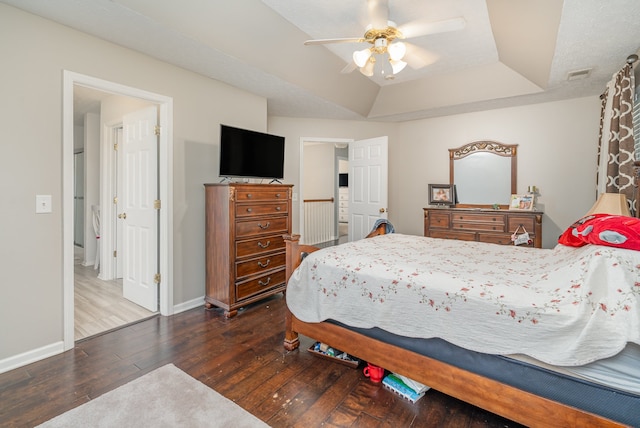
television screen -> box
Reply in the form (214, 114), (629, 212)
(339, 173), (348, 187)
(219, 125), (285, 179)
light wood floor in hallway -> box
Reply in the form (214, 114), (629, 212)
(74, 247), (155, 341)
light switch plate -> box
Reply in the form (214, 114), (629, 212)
(36, 195), (52, 213)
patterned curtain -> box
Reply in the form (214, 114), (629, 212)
(596, 63), (636, 215)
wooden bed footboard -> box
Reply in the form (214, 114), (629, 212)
(282, 230), (625, 427)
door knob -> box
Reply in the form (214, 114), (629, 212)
(118, 213), (127, 219)
(379, 208), (386, 213)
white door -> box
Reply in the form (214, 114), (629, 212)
(115, 127), (124, 279)
(121, 106), (158, 311)
(349, 136), (388, 241)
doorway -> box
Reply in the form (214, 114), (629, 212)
(63, 71), (174, 350)
(299, 138), (352, 246)
(72, 107), (155, 341)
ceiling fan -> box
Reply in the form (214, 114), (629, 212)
(304, 0), (465, 79)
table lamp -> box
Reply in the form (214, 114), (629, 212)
(585, 193), (631, 216)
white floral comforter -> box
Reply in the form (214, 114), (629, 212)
(286, 234), (640, 366)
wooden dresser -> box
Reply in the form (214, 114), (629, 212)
(205, 183), (293, 317)
(423, 207), (543, 248)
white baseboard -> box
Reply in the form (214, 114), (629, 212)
(0, 341), (65, 375)
(173, 295), (205, 314)
(0, 298), (204, 374)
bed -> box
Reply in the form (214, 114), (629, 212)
(283, 222), (640, 427)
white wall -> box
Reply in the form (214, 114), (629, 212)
(271, 96), (601, 249)
(303, 143), (335, 199)
(0, 3), (267, 366)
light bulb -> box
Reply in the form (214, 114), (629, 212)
(388, 42), (406, 61)
(353, 48), (372, 68)
(390, 59), (407, 74)
(359, 57), (375, 76)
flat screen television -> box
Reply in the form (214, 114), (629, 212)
(338, 173), (348, 187)
(219, 125), (285, 180)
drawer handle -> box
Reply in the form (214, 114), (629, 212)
(275, 206), (281, 211)
(258, 277), (271, 287)
(275, 193), (281, 198)
(257, 240), (271, 249)
(258, 259), (271, 268)
(258, 222), (270, 230)
(246, 208), (253, 213)
(247, 194), (252, 198)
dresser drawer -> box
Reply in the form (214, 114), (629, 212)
(236, 268), (286, 301)
(453, 221), (505, 232)
(452, 212), (505, 232)
(452, 212), (505, 225)
(236, 202), (288, 218)
(236, 234), (285, 258)
(235, 188), (288, 202)
(430, 229), (476, 241)
(508, 216), (535, 233)
(236, 252), (286, 279)
(478, 233), (514, 246)
(429, 213), (450, 229)
(235, 216), (289, 238)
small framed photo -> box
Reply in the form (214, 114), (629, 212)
(429, 184), (455, 205)
(509, 194), (534, 211)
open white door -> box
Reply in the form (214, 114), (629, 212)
(349, 136), (388, 241)
(121, 106), (158, 311)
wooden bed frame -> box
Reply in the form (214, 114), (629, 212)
(282, 224), (626, 427)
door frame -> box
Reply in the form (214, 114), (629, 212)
(62, 70), (174, 351)
(298, 137), (352, 245)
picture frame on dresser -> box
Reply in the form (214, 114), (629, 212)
(428, 184), (455, 205)
(509, 194), (534, 211)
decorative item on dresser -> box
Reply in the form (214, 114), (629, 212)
(424, 207), (543, 248)
(204, 183), (292, 318)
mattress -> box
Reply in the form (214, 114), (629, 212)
(509, 342), (640, 395)
(331, 320), (640, 427)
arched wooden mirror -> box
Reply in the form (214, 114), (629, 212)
(449, 141), (517, 208)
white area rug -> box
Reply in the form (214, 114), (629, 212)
(37, 364), (270, 428)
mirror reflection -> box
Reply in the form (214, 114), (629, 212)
(449, 141), (517, 207)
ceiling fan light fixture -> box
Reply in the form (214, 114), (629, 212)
(388, 42), (406, 61)
(390, 58), (407, 74)
(353, 48), (372, 68)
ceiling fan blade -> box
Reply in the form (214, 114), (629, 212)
(368, 0), (389, 29)
(403, 42), (439, 69)
(399, 17), (466, 39)
(304, 37), (364, 45)
(341, 62), (358, 74)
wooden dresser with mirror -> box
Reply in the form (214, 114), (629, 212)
(423, 141), (543, 248)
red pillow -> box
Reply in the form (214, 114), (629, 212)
(558, 214), (640, 251)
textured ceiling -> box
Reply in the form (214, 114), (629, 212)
(4, 0), (640, 122)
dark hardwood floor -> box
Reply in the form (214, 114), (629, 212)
(0, 294), (524, 427)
